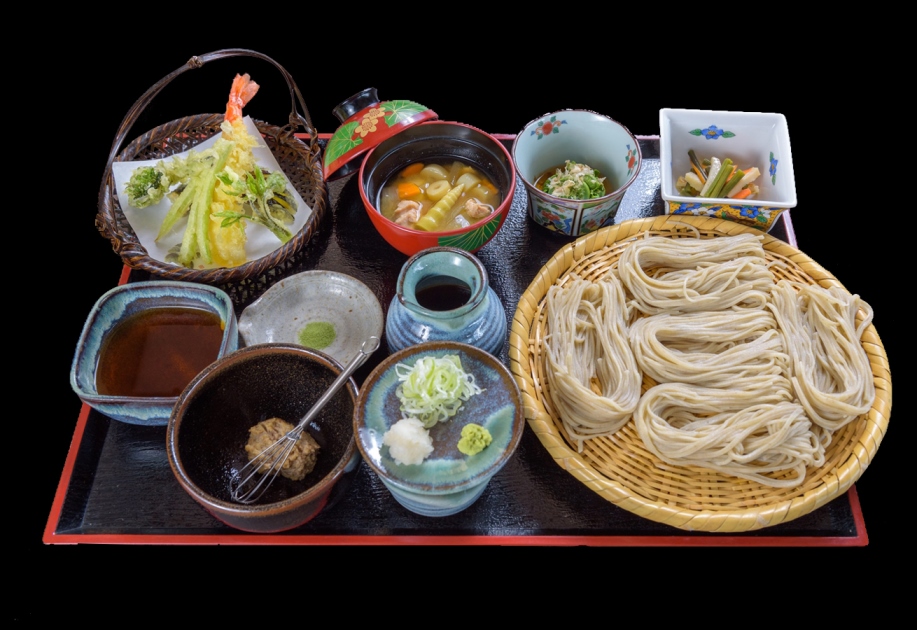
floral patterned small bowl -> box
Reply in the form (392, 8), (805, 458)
(323, 87), (437, 181)
(659, 109), (796, 231)
(512, 109), (642, 237)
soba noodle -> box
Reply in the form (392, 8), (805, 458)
(543, 274), (641, 451)
(768, 280), (876, 432)
(616, 233), (774, 314)
(634, 382), (825, 488)
(628, 309), (790, 386)
(540, 234), (875, 488)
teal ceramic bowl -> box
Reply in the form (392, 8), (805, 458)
(70, 281), (238, 426)
(353, 341), (524, 517)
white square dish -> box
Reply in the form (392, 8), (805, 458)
(660, 108), (796, 231)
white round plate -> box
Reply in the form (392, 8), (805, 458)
(239, 270), (384, 365)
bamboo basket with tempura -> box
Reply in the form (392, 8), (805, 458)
(96, 49), (326, 288)
(509, 215), (891, 533)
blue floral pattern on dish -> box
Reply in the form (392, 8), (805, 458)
(689, 125), (736, 140)
(534, 204), (573, 233)
(769, 152), (778, 184)
(739, 205), (761, 219)
(668, 201), (779, 230)
(671, 203), (706, 215)
(581, 200), (621, 233)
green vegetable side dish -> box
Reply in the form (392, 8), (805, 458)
(395, 354), (483, 428)
(298, 321), (336, 350)
(541, 160), (607, 200)
(457, 423), (492, 456)
(676, 149), (761, 200)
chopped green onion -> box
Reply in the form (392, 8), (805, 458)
(395, 355), (483, 428)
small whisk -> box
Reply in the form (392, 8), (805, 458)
(230, 336), (380, 504)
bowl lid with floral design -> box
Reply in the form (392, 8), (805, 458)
(323, 87), (438, 180)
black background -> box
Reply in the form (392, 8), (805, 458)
(20, 31), (899, 618)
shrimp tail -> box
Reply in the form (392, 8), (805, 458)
(225, 73), (260, 123)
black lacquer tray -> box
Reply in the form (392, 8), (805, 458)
(45, 137), (867, 546)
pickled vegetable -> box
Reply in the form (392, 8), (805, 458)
(676, 152), (761, 199)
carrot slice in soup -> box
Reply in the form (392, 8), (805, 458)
(397, 182), (422, 199)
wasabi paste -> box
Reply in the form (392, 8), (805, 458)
(298, 321), (336, 350)
(457, 423), (492, 456)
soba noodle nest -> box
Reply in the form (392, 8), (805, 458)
(616, 232), (774, 314)
(543, 273), (641, 451)
(768, 280), (876, 432)
(541, 233), (876, 487)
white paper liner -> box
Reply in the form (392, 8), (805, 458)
(111, 116), (313, 268)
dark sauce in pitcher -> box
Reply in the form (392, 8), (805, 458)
(414, 275), (472, 311)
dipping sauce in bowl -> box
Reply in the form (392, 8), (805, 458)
(413, 274), (473, 311)
(95, 306), (225, 397)
(70, 281), (238, 426)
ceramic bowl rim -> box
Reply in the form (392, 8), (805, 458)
(511, 108), (643, 203)
(353, 340), (525, 495)
(166, 342), (359, 517)
(357, 120), (517, 238)
(69, 280), (237, 406)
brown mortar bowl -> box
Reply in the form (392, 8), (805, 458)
(166, 343), (359, 533)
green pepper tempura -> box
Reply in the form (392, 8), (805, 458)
(542, 161), (606, 200)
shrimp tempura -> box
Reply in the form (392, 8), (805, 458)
(225, 73), (259, 123)
(208, 73), (262, 266)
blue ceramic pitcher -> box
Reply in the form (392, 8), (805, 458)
(386, 247), (506, 356)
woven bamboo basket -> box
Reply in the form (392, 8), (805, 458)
(509, 215), (891, 532)
(96, 49), (327, 286)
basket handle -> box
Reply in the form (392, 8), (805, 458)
(102, 48), (317, 173)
